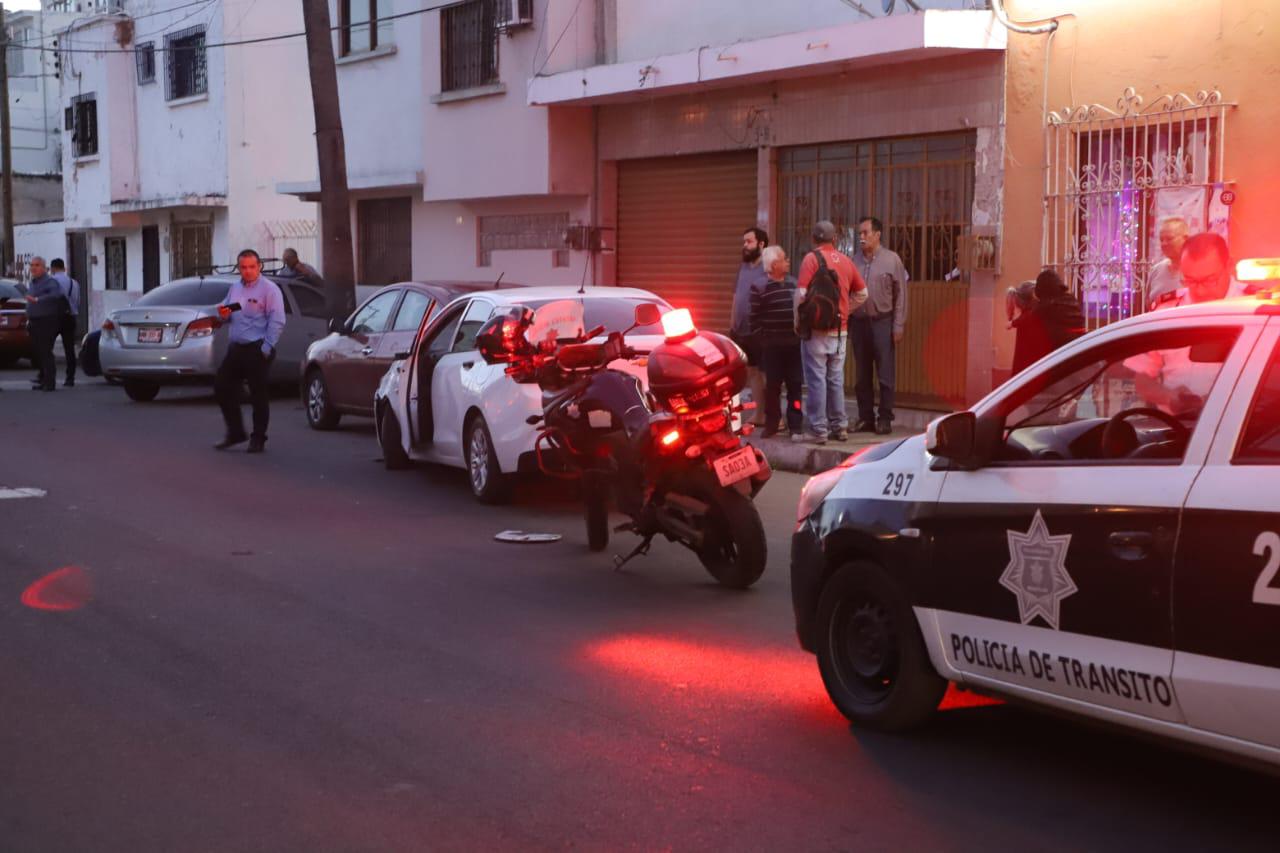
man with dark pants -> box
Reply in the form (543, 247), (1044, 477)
(23, 257), (64, 392)
(213, 250), (286, 452)
(50, 258), (80, 386)
(850, 217), (908, 435)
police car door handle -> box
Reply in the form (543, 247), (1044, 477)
(1109, 531), (1153, 560)
(361, 346), (374, 356)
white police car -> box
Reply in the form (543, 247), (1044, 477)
(792, 273), (1280, 768)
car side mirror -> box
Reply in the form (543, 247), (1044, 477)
(634, 303), (662, 328)
(926, 412), (978, 466)
(328, 317), (342, 334)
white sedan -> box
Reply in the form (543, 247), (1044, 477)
(374, 286), (671, 502)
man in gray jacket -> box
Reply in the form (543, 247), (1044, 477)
(23, 257), (65, 391)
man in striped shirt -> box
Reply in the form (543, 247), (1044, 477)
(750, 246), (805, 440)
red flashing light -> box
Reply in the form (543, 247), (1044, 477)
(661, 308), (697, 343)
(660, 428), (682, 447)
(20, 566), (91, 612)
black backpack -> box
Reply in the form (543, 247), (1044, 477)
(798, 250), (842, 336)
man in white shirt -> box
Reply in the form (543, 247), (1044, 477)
(1146, 217), (1189, 310)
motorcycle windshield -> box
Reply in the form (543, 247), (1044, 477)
(525, 299), (586, 349)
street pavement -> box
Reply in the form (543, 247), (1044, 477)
(1, 368), (1275, 852)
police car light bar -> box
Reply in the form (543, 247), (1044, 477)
(1236, 258), (1280, 282)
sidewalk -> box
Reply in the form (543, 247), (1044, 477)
(746, 422), (921, 476)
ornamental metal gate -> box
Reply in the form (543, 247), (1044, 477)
(1044, 88), (1235, 330)
(778, 133), (975, 409)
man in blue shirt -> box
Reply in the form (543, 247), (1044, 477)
(50, 258), (80, 387)
(730, 227), (770, 427)
(213, 249), (287, 452)
(23, 257), (66, 392)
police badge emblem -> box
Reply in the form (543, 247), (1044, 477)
(1000, 510), (1077, 629)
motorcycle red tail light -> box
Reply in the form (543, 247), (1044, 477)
(660, 429), (682, 447)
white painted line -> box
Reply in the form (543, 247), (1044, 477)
(0, 487), (47, 500)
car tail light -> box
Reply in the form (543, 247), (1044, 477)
(796, 446), (873, 526)
(182, 316), (221, 341)
(101, 319), (115, 331)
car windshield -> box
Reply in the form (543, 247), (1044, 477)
(0, 281), (23, 300)
(133, 279), (232, 307)
(522, 297), (670, 336)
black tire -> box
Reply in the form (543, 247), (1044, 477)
(582, 470), (610, 552)
(466, 415), (509, 504)
(694, 485), (767, 589)
(304, 368), (341, 430)
(815, 561), (947, 732)
(123, 379), (160, 402)
(378, 408), (410, 471)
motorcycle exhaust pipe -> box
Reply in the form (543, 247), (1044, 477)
(655, 493), (710, 549)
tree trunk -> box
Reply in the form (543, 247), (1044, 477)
(300, 0), (356, 323)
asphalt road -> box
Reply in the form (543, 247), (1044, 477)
(1, 370), (1275, 852)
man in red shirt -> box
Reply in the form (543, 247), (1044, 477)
(795, 220), (867, 443)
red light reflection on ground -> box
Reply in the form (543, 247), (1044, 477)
(20, 566), (92, 612)
(583, 634), (1000, 719)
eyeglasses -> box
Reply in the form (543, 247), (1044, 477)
(1183, 271), (1225, 289)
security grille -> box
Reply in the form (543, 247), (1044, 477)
(135, 41), (155, 84)
(104, 238), (127, 291)
(442, 0), (499, 92)
(165, 26), (207, 101)
(1044, 88), (1235, 330)
(172, 222), (212, 279)
(778, 133), (975, 408)
(66, 94), (97, 158)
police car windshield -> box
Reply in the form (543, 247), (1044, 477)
(134, 279), (233, 307)
(521, 297), (669, 336)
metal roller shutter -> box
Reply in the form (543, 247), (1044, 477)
(616, 152), (758, 333)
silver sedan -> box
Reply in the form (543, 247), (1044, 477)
(100, 275), (333, 402)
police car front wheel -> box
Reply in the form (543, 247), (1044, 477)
(816, 561), (947, 732)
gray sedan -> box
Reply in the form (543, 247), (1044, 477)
(100, 275), (335, 402)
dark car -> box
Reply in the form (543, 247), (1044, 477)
(301, 281), (522, 429)
(0, 279), (31, 367)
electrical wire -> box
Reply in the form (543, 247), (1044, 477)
(532, 0), (583, 78)
(18, 0), (458, 54)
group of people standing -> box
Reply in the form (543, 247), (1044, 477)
(731, 218), (908, 445)
(23, 256), (81, 391)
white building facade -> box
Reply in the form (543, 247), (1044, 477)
(57, 0), (319, 329)
(284, 0), (1005, 410)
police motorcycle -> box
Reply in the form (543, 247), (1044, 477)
(475, 301), (772, 589)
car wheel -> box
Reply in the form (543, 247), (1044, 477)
(466, 415), (509, 504)
(378, 408), (410, 471)
(304, 369), (340, 430)
(123, 379), (160, 402)
(815, 560), (947, 732)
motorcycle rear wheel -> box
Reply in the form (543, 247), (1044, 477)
(695, 485), (767, 589)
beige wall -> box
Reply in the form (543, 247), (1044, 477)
(998, 0), (1280, 379)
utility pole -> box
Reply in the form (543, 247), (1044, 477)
(300, 0), (355, 323)
(0, 2), (15, 277)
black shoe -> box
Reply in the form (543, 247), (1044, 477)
(854, 419), (876, 433)
(246, 438), (266, 453)
(214, 434), (248, 450)
(40, 385), (56, 392)
(875, 419), (893, 435)
(64, 379), (75, 387)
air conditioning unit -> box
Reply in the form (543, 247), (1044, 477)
(499, 0), (534, 31)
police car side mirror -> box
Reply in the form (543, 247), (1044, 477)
(927, 412), (977, 465)
(328, 317), (342, 334)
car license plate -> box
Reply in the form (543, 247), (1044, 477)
(712, 444), (760, 488)
(138, 326), (163, 343)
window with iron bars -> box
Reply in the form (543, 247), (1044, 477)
(104, 238), (127, 291)
(136, 41), (156, 84)
(64, 94), (97, 158)
(339, 0), (394, 56)
(165, 26), (207, 101)
(441, 0), (500, 92)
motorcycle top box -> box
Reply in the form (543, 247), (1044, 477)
(646, 311), (747, 414)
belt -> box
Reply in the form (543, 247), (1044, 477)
(230, 339), (265, 348)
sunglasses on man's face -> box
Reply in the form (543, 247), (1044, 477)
(1183, 271), (1225, 289)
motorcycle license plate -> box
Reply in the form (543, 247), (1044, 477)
(712, 445), (760, 488)
(138, 326), (163, 343)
